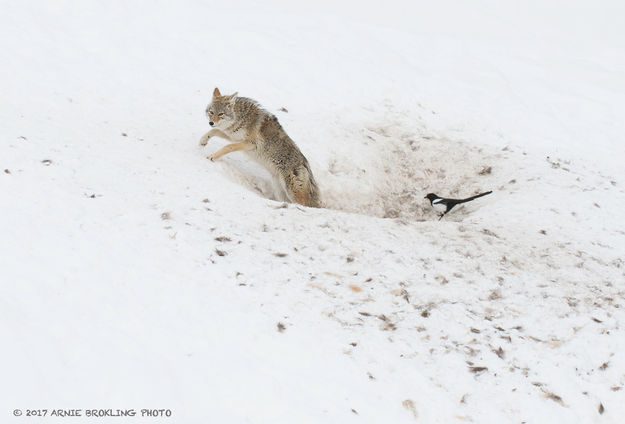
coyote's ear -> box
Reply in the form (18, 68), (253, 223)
(213, 87), (221, 98)
(227, 92), (238, 106)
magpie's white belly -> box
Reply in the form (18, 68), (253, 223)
(431, 200), (447, 212)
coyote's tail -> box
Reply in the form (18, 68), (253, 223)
(303, 161), (321, 208)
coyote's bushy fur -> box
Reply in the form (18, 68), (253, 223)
(199, 88), (321, 207)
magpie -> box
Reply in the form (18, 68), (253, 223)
(425, 191), (492, 220)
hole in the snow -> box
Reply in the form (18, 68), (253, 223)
(318, 125), (506, 222)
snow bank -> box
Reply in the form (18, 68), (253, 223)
(1, 1), (624, 423)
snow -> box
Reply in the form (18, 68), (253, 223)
(1, 1), (624, 423)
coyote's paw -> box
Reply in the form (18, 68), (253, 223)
(199, 134), (211, 146)
(207, 153), (218, 162)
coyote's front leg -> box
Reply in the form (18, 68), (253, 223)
(199, 129), (231, 146)
(207, 141), (255, 161)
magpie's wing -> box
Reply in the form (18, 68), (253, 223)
(436, 197), (462, 213)
(432, 197), (449, 205)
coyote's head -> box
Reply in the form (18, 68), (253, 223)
(206, 87), (237, 129)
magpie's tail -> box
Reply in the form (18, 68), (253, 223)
(459, 190), (492, 204)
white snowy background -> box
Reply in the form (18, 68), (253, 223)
(1, 0), (624, 423)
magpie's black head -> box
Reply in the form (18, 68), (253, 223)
(425, 193), (438, 201)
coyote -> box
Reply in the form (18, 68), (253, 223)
(199, 88), (321, 208)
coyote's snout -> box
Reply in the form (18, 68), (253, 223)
(199, 88), (321, 208)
